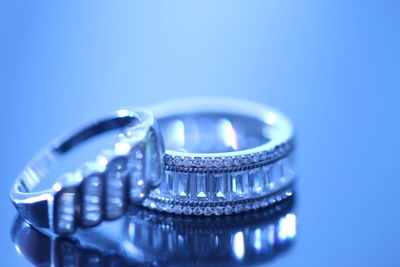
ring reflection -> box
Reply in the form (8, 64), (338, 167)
(12, 196), (296, 267)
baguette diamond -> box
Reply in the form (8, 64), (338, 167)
(147, 156), (295, 215)
(54, 189), (77, 235)
(13, 107), (165, 235)
(81, 175), (103, 227)
(104, 157), (128, 220)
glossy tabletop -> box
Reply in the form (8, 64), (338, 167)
(1, 1), (399, 266)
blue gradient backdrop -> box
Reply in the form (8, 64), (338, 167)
(1, 1), (399, 266)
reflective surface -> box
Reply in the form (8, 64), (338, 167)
(2, 0), (400, 266)
(12, 199), (296, 266)
(160, 113), (270, 153)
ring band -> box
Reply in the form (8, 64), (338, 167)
(10, 108), (164, 235)
(11, 98), (295, 235)
(144, 97), (295, 215)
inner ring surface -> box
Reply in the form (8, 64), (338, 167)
(16, 114), (141, 194)
(159, 113), (274, 153)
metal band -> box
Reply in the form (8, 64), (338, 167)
(145, 97), (295, 215)
(10, 108), (164, 235)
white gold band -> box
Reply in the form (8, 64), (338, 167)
(145, 97), (296, 215)
(11, 98), (295, 236)
(10, 108), (164, 235)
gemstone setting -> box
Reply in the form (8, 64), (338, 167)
(146, 154), (295, 216)
(164, 139), (294, 173)
(51, 110), (165, 234)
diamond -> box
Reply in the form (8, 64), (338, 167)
(231, 172), (239, 195)
(135, 150), (143, 159)
(244, 156), (252, 165)
(173, 173), (188, 197)
(141, 128), (165, 186)
(161, 171), (174, 194)
(234, 204), (243, 213)
(183, 157), (193, 167)
(214, 206), (223, 215)
(224, 158), (233, 167)
(165, 205), (174, 213)
(193, 207), (203, 215)
(105, 157), (127, 220)
(149, 201), (156, 209)
(252, 202), (260, 210)
(159, 203), (167, 211)
(268, 161), (282, 190)
(57, 240), (77, 263)
(214, 173), (230, 199)
(224, 205), (233, 215)
(129, 145), (146, 203)
(81, 175), (103, 226)
(281, 158), (295, 181)
(203, 158), (213, 167)
(173, 157), (183, 166)
(260, 199), (269, 208)
(130, 187), (145, 203)
(142, 199), (150, 207)
(268, 198), (276, 205)
(55, 189), (77, 234)
(243, 204), (252, 212)
(213, 158), (223, 168)
(252, 153), (260, 163)
(273, 147), (280, 158)
(193, 157), (202, 167)
(236, 172), (249, 196)
(164, 155), (173, 165)
(173, 205), (182, 214)
(266, 151), (272, 161)
(233, 157), (243, 166)
(196, 174), (207, 198)
(182, 206), (192, 215)
(260, 152), (268, 161)
(249, 168), (265, 194)
(204, 207), (213, 216)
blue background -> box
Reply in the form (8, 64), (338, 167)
(1, 1), (400, 266)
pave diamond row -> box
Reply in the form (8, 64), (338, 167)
(127, 202), (295, 264)
(53, 127), (164, 235)
(144, 187), (293, 216)
(164, 139), (294, 173)
(132, 197), (294, 230)
(51, 200), (295, 266)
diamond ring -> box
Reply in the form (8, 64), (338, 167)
(11, 98), (295, 235)
(144, 97), (295, 216)
(10, 108), (164, 235)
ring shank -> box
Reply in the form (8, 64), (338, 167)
(151, 97), (293, 158)
(10, 110), (146, 231)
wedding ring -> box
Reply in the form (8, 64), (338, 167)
(11, 97), (295, 236)
(10, 108), (164, 235)
(144, 97), (295, 215)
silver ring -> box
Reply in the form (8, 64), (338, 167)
(10, 108), (164, 235)
(144, 97), (295, 215)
